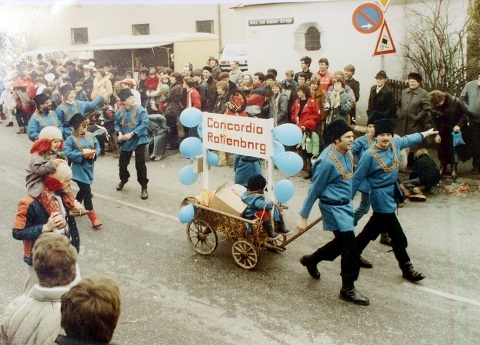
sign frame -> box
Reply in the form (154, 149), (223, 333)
(373, 21), (396, 56)
(352, 3), (384, 34)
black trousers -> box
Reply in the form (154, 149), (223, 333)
(75, 181), (93, 211)
(356, 212), (410, 266)
(469, 122), (480, 169)
(310, 230), (360, 282)
(118, 144), (148, 188)
(166, 115), (179, 149)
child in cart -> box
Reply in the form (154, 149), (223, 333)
(241, 174), (292, 240)
(26, 126), (87, 225)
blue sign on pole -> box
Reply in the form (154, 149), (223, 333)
(352, 3), (384, 34)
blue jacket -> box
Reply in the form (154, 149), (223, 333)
(299, 144), (354, 232)
(114, 105), (149, 152)
(27, 111), (63, 141)
(351, 133), (375, 193)
(55, 96), (104, 139)
(241, 191), (273, 219)
(352, 133), (423, 213)
(63, 132), (101, 185)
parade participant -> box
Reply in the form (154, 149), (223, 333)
(297, 120), (369, 305)
(64, 114), (103, 228)
(114, 88), (150, 200)
(26, 126), (85, 219)
(55, 83), (104, 140)
(56, 274), (121, 345)
(27, 93), (62, 141)
(13, 77), (36, 134)
(429, 90), (469, 179)
(1, 233), (79, 344)
(241, 174), (291, 240)
(13, 163), (81, 293)
(352, 118), (438, 282)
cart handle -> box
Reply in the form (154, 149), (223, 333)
(279, 216), (322, 248)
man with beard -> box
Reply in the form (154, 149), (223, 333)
(55, 84), (104, 140)
(27, 93), (63, 141)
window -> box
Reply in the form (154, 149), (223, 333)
(71, 27), (88, 45)
(196, 20), (214, 34)
(132, 24), (150, 36)
(305, 26), (321, 51)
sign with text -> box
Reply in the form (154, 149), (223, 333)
(249, 17), (294, 26)
(202, 113), (274, 159)
(373, 21), (396, 56)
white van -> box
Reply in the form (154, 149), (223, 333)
(219, 44), (248, 71)
(19, 49), (69, 63)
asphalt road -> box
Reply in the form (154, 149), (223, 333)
(1, 125), (479, 345)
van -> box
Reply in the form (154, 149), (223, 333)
(219, 44), (248, 71)
(19, 49), (69, 63)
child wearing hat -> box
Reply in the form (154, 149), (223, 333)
(26, 126), (86, 228)
(241, 174), (292, 240)
(297, 119), (320, 180)
(64, 114), (103, 228)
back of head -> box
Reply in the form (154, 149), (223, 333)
(33, 233), (77, 288)
(247, 174), (266, 192)
(61, 275), (121, 343)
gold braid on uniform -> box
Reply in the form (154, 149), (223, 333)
(370, 142), (399, 172)
(328, 150), (353, 180)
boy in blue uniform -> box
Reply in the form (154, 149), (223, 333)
(64, 113), (102, 228)
(241, 174), (291, 240)
(352, 119), (437, 281)
(114, 88), (150, 200)
(297, 120), (369, 306)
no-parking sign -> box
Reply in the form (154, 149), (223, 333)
(352, 3), (384, 34)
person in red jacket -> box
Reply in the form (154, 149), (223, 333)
(13, 77), (36, 134)
(290, 83), (320, 130)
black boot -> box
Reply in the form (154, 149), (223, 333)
(276, 217), (292, 234)
(262, 220), (281, 240)
(359, 255), (373, 268)
(340, 280), (369, 306)
(401, 261), (426, 281)
(299, 255), (321, 279)
(379, 232), (392, 246)
(452, 163), (458, 180)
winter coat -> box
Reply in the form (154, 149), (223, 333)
(91, 75), (113, 103)
(0, 283), (74, 345)
(409, 153), (441, 190)
(367, 84), (396, 119)
(290, 97), (320, 129)
(325, 88), (352, 124)
(395, 87), (430, 136)
(460, 80), (480, 123)
(269, 92), (289, 126)
(164, 82), (184, 118)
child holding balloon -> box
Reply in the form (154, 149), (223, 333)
(241, 174), (291, 239)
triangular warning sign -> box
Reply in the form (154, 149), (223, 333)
(373, 21), (396, 56)
(376, 0), (393, 12)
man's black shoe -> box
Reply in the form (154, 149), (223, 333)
(116, 180), (127, 191)
(340, 287), (370, 306)
(299, 255), (320, 279)
(360, 256), (373, 268)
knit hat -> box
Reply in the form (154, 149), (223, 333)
(407, 72), (423, 83)
(59, 84), (74, 97)
(247, 174), (266, 191)
(118, 88), (134, 102)
(323, 120), (352, 144)
(374, 118), (394, 136)
(304, 120), (316, 131)
(44, 161), (73, 192)
(367, 111), (385, 125)
(39, 126), (62, 140)
(68, 113), (87, 130)
(33, 93), (50, 106)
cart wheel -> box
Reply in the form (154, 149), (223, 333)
(232, 240), (258, 269)
(186, 219), (218, 255)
